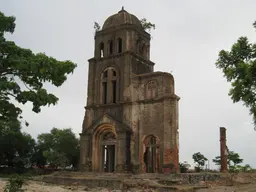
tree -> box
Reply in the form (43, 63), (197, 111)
(37, 128), (79, 169)
(216, 22), (256, 129)
(30, 144), (47, 168)
(192, 152), (208, 171)
(140, 18), (156, 34)
(0, 119), (35, 168)
(212, 151), (243, 167)
(179, 161), (191, 173)
(0, 11), (77, 124)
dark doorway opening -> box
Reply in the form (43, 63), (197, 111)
(102, 145), (115, 172)
(144, 137), (157, 173)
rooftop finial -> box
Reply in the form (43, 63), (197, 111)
(118, 6), (126, 13)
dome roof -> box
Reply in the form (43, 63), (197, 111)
(102, 7), (142, 30)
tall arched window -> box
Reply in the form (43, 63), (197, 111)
(117, 38), (122, 53)
(99, 42), (104, 58)
(101, 67), (118, 104)
(108, 40), (113, 55)
(146, 80), (157, 99)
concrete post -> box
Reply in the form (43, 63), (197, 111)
(220, 127), (228, 172)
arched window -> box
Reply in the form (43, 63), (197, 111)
(146, 80), (157, 99)
(108, 40), (113, 55)
(99, 42), (104, 58)
(101, 67), (118, 104)
(117, 38), (122, 53)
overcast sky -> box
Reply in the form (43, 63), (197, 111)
(1, 0), (256, 169)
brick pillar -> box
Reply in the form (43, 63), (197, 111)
(220, 127), (228, 172)
(79, 134), (91, 171)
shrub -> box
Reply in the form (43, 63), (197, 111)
(4, 174), (24, 192)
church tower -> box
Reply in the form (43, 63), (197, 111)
(80, 8), (180, 174)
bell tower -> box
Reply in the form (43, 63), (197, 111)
(85, 7), (155, 109)
(80, 8), (179, 174)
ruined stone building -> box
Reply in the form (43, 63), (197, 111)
(79, 8), (180, 174)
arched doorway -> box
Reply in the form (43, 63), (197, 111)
(101, 132), (116, 172)
(143, 135), (159, 173)
(92, 124), (117, 172)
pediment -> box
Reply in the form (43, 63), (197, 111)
(84, 113), (132, 135)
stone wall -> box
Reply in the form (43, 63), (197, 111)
(42, 176), (123, 189)
(168, 173), (221, 185)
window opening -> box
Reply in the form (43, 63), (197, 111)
(117, 38), (122, 53)
(109, 40), (113, 55)
(100, 42), (104, 58)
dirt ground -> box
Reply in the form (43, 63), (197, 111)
(0, 179), (154, 192)
(1, 173), (256, 192)
(1, 180), (256, 192)
(197, 184), (256, 192)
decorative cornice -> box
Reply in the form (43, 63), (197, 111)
(84, 95), (179, 110)
(87, 51), (155, 67)
(95, 24), (150, 39)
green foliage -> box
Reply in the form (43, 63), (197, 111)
(4, 174), (24, 192)
(37, 128), (79, 168)
(179, 161), (191, 173)
(212, 151), (243, 167)
(0, 11), (77, 124)
(140, 18), (155, 33)
(192, 152), (208, 170)
(0, 119), (35, 168)
(30, 145), (46, 168)
(229, 164), (253, 173)
(216, 21), (256, 129)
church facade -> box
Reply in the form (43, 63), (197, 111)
(79, 8), (180, 174)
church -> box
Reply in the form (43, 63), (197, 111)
(79, 8), (180, 174)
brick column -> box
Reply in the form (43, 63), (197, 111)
(79, 134), (91, 171)
(220, 127), (228, 172)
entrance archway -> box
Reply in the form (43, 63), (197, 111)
(143, 135), (160, 173)
(101, 132), (116, 172)
(92, 124), (117, 172)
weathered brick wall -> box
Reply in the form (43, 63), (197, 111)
(126, 72), (179, 173)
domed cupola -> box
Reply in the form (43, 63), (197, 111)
(102, 7), (143, 30)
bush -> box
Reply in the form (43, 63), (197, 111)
(179, 161), (191, 173)
(194, 166), (201, 172)
(4, 174), (24, 192)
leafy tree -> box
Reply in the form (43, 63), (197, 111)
(192, 152), (208, 171)
(30, 144), (47, 168)
(140, 18), (156, 33)
(216, 21), (256, 129)
(212, 151), (243, 167)
(0, 11), (77, 124)
(37, 128), (79, 169)
(0, 119), (35, 168)
(240, 164), (253, 172)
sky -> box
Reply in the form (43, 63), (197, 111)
(1, 0), (256, 169)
